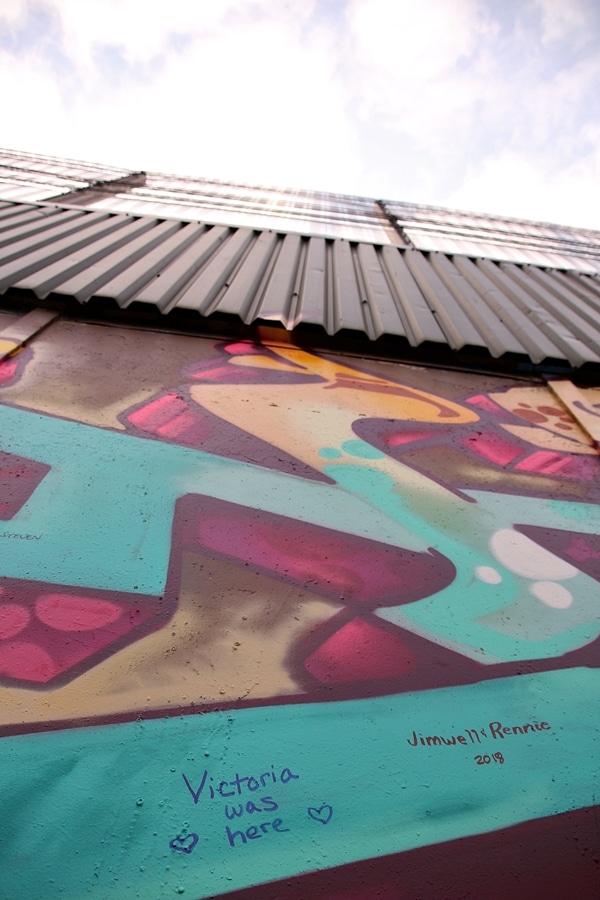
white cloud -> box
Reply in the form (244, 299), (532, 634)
(532, 0), (591, 45)
(446, 133), (600, 229)
(0, 0), (364, 190)
(344, 0), (485, 134)
(0, 0), (599, 228)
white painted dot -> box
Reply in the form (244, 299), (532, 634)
(530, 581), (574, 609)
(490, 529), (578, 580)
(475, 566), (503, 584)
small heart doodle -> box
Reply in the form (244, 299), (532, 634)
(169, 833), (199, 854)
(307, 804), (333, 825)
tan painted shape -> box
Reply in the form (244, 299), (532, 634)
(489, 385), (595, 453)
(230, 348), (479, 423)
(548, 381), (600, 446)
(0, 319), (218, 429)
(405, 445), (591, 500)
(7, 388), (152, 430)
(190, 351), (478, 476)
(500, 424), (597, 455)
(0, 553), (341, 729)
(0, 338), (19, 357)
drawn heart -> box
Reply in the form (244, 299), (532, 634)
(308, 804), (333, 825)
(169, 833), (199, 854)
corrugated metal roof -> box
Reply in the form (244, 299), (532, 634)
(77, 176), (404, 246)
(3, 150), (600, 274)
(0, 148), (134, 202)
(385, 200), (600, 275)
(0, 198), (599, 367)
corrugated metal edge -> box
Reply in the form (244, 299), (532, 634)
(0, 199), (598, 368)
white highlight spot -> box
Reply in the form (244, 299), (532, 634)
(475, 566), (502, 584)
(530, 581), (574, 609)
(490, 529), (578, 580)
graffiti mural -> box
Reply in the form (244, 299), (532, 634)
(0, 324), (599, 898)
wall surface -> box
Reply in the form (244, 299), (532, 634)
(0, 319), (599, 898)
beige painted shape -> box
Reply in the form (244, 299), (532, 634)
(190, 353), (477, 477)
(4, 388), (154, 431)
(489, 384), (595, 453)
(0, 553), (341, 730)
(0, 338), (19, 358)
(500, 423), (597, 455)
(548, 381), (600, 447)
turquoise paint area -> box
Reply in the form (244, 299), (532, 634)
(318, 446), (342, 459)
(0, 669), (598, 898)
(326, 463), (600, 663)
(0, 405), (427, 594)
(340, 439), (385, 459)
(466, 488), (600, 535)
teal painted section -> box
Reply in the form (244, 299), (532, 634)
(0, 404), (427, 595)
(0, 668), (598, 899)
(326, 463), (600, 662)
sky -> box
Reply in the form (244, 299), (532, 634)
(1, 0), (599, 230)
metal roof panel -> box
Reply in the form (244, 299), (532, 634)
(403, 250), (482, 350)
(429, 253), (524, 358)
(451, 256), (556, 363)
(17, 217), (159, 298)
(477, 259), (600, 365)
(356, 245), (407, 340)
(295, 236), (327, 327)
(500, 263), (600, 358)
(213, 230), (279, 320)
(175, 227), (256, 315)
(0, 198), (597, 367)
(95, 221), (207, 305)
(135, 225), (229, 311)
(379, 247), (446, 345)
(55, 219), (183, 302)
(329, 240), (364, 333)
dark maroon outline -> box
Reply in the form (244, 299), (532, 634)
(352, 413), (600, 503)
(211, 804), (600, 900)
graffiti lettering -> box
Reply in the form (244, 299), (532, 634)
(408, 720), (551, 747)
(182, 766), (299, 804)
(475, 753), (504, 765)
(407, 727), (488, 747)
(489, 721), (551, 739)
(224, 796), (279, 819)
(226, 818), (290, 848)
(1, 336), (599, 898)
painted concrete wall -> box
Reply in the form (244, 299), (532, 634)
(0, 319), (599, 898)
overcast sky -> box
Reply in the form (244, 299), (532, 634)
(1, 0), (599, 230)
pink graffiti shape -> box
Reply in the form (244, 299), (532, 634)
(0, 604), (30, 639)
(0, 641), (57, 682)
(35, 594), (122, 631)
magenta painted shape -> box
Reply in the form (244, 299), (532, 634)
(304, 617), (415, 683)
(176, 494), (455, 608)
(0, 578), (167, 687)
(0, 451), (50, 520)
(460, 432), (523, 466)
